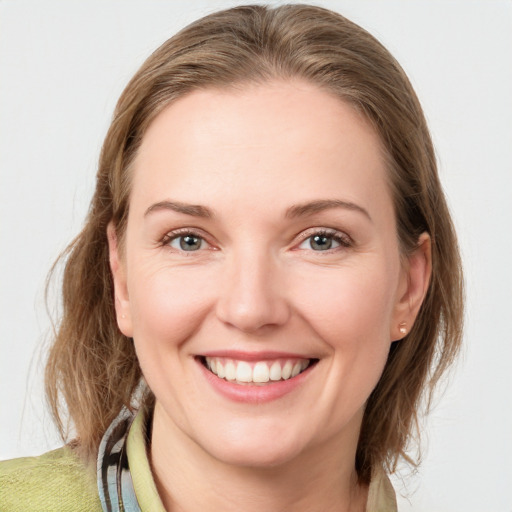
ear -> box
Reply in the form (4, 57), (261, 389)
(107, 222), (133, 337)
(391, 232), (432, 341)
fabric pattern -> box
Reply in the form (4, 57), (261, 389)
(0, 446), (101, 511)
(97, 406), (140, 512)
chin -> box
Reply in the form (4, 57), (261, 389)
(196, 420), (310, 469)
(210, 441), (303, 469)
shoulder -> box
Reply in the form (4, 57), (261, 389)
(0, 446), (102, 511)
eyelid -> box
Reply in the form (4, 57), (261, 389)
(294, 227), (353, 249)
(161, 227), (216, 250)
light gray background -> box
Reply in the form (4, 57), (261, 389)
(1, 1), (511, 510)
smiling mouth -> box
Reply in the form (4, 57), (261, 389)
(198, 356), (318, 385)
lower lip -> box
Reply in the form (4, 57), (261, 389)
(197, 359), (315, 404)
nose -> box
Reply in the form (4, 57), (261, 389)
(215, 248), (291, 334)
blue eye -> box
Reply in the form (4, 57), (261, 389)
(168, 234), (205, 251)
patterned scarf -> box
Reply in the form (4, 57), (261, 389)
(97, 407), (141, 512)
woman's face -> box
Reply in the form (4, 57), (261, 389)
(110, 80), (429, 468)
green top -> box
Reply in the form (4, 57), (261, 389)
(0, 444), (101, 511)
(0, 408), (397, 511)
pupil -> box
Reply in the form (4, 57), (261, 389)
(180, 235), (201, 251)
(311, 235), (332, 251)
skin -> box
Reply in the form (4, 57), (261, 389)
(108, 80), (431, 511)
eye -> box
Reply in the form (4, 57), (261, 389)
(167, 233), (207, 252)
(297, 230), (350, 252)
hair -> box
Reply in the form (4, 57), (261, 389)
(45, 4), (463, 484)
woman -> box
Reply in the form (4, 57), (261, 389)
(0, 4), (463, 511)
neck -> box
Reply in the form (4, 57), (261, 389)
(150, 401), (368, 512)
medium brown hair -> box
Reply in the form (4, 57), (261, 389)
(45, 4), (463, 483)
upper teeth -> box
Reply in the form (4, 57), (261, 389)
(205, 357), (310, 384)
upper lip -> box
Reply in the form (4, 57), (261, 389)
(198, 350), (315, 361)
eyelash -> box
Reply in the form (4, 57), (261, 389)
(161, 228), (213, 253)
(161, 227), (352, 253)
(295, 228), (352, 252)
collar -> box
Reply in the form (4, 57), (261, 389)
(97, 405), (166, 512)
(97, 406), (142, 512)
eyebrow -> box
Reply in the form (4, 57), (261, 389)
(145, 200), (213, 218)
(285, 199), (372, 222)
(144, 198), (371, 222)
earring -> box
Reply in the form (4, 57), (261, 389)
(399, 322), (407, 335)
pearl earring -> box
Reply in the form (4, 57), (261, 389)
(399, 322), (407, 335)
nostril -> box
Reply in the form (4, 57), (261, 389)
(215, 297), (291, 334)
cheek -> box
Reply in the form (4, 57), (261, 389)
(294, 261), (398, 346)
(292, 260), (398, 403)
(310, 269), (397, 413)
(126, 262), (218, 414)
(127, 261), (215, 346)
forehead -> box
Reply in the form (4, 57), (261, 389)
(130, 80), (391, 219)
